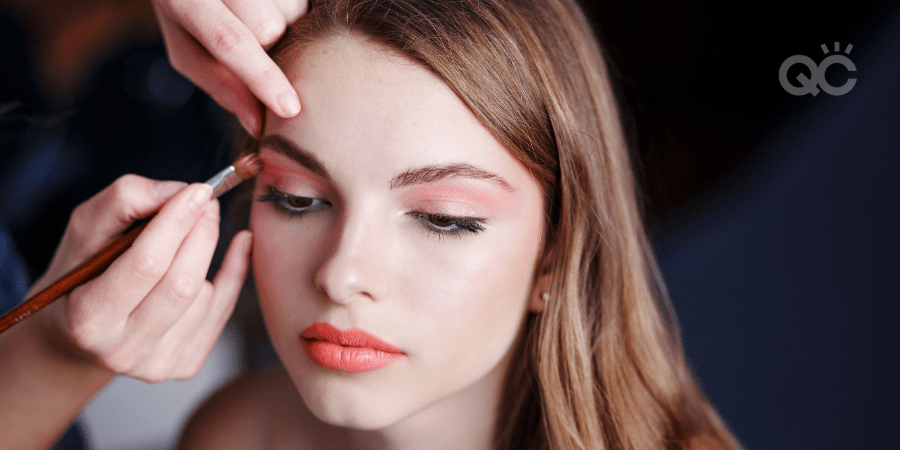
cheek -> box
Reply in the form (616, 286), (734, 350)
(402, 221), (542, 363)
(411, 242), (527, 316)
(249, 203), (324, 331)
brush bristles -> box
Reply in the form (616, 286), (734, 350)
(234, 153), (262, 180)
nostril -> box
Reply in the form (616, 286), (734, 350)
(313, 276), (327, 294)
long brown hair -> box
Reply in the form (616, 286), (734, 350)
(263, 0), (744, 448)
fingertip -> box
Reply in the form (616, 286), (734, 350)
(237, 229), (253, 255)
(240, 114), (261, 137)
(190, 183), (214, 206)
(222, 230), (252, 269)
(276, 90), (301, 117)
(213, 230), (252, 293)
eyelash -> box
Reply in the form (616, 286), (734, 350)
(410, 212), (486, 239)
(256, 186), (486, 238)
(256, 186), (329, 218)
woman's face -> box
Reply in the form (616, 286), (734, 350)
(250, 34), (545, 430)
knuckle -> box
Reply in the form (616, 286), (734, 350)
(282, 0), (308, 21)
(69, 200), (89, 223)
(98, 348), (138, 375)
(68, 204), (91, 241)
(131, 249), (167, 281)
(111, 174), (143, 198)
(182, 355), (206, 380)
(64, 302), (108, 353)
(257, 17), (285, 47)
(141, 370), (170, 385)
(183, 366), (202, 381)
(173, 364), (201, 381)
(167, 273), (200, 304)
(259, 64), (287, 88)
(65, 317), (100, 352)
(209, 23), (249, 55)
(109, 175), (145, 219)
(199, 209), (221, 235)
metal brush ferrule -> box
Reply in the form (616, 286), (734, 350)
(204, 165), (242, 198)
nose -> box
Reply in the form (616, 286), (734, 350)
(314, 208), (390, 304)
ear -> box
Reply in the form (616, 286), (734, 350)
(529, 273), (551, 312)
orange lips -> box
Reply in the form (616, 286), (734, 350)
(301, 323), (405, 372)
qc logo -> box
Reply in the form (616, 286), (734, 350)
(779, 42), (857, 96)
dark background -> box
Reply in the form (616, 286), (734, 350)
(584, 1), (900, 449)
(1, 1), (898, 448)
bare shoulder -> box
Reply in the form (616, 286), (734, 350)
(178, 368), (308, 450)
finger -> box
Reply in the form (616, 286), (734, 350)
(274, 0), (308, 24)
(152, 281), (216, 380)
(154, 230), (251, 378)
(158, 15), (263, 135)
(206, 229), (252, 330)
(222, 0), (287, 48)
(125, 200), (221, 342)
(84, 183), (213, 320)
(62, 176), (187, 267)
(162, 0), (300, 118)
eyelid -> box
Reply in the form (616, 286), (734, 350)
(256, 186), (330, 217)
(258, 186), (486, 238)
(409, 211), (486, 238)
(257, 151), (332, 194)
(400, 183), (514, 217)
(405, 200), (487, 220)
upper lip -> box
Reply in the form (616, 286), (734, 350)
(301, 322), (405, 354)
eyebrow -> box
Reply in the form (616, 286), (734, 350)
(390, 164), (514, 192)
(257, 134), (330, 179)
(258, 134), (513, 192)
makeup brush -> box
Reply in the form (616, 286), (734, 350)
(0, 153), (262, 334)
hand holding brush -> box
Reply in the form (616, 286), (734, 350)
(0, 154), (260, 335)
(0, 154), (262, 447)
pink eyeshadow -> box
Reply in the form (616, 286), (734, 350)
(258, 151), (329, 193)
(401, 183), (518, 216)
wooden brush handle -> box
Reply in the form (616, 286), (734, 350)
(0, 221), (150, 334)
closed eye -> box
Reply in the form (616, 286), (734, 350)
(256, 186), (485, 238)
(256, 186), (330, 218)
(410, 212), (486, 238)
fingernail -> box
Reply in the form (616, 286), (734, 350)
(240, 114), (259, 136)
(190, 184), (213, 207)
(277, 91), (300, 117)
(153, 181), (187, 199)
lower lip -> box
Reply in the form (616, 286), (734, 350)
(302, 340), (405, 372)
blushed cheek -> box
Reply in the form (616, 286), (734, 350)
(250, 205), (333, 322)
(459, 223), (544, 337)
(250, 206), (309, 330)
(249, 207), (283, 318)
(409, 234), (537, 355)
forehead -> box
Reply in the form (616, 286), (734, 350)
(266, 34), (533, 190)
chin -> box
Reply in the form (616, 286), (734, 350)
(284, 363), (415, 431)
(301, 384), (411, 430)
